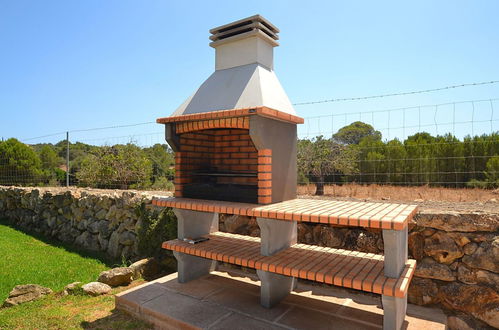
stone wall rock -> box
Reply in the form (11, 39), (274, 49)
(414, 257), (456, 281)
(438, 282), (499, 328)
(414, 209), (499, 232)
(461, 237), (499, 273)
(407, 277), (440, 306)
(423, 231), (464, 264)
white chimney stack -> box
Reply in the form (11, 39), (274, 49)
(210, 15), (279, 71)
(171, 14), (295, 117)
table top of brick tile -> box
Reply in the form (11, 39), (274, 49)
(152, 197), (418, 230)
(163, 232), (416, 298)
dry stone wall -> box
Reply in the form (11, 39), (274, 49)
(0, 186), (163, 261)
(0, 186), (498, 327)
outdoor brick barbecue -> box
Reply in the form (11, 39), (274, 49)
(156, 14), (303, 205)
(157, 107), (303, 204)
(152, 15), (418, 330)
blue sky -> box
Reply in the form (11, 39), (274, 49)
(1, 0), (498, 145)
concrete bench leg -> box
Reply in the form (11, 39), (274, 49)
(382, 295), (407, 330)
(257, 270), (296, 308)
(173, 209), (219, 283)
(173, 251), (217, 283)
(382, 227), (408, 330)
(257, 217), (297, 256)
(256, 218), (297, 308)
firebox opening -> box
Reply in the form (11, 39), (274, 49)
(178, 128), (259, 203)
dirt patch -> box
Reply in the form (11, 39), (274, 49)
(298, 184), (499, 213)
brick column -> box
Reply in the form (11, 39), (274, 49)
(258, 149), (272, 204)
(174, 152), (183, 197)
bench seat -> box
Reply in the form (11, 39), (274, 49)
(153, 197), (417, 230)
(163, 231), (416, 298)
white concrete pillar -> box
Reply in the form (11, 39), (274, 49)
(257, 270), (296, 308)
(382, 228), (408, 278)
(173, 251), (217, 283)
(256, 217), (297, 308)
(382, 295), (407, 330)
(174, 209), (219, 240)
(173, 209), (219, 282)
(382, 227), (408, 330)
(257, 217), (297, 256)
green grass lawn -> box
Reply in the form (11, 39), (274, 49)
(0, 220), (151, 329)
(0, 220), (111, 301)
(0, 284), (151, 329)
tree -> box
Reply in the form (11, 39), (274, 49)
(143, 144), (174, 184)
(433, 134), (464, 187)
(385, 139), (407, 184)
(77, 144), (152, 189)
(356, 137), (386, 184)
(333, 121), (381, 145)
(404, 132), (436, 185)
(485, 156), (499, 187)
(298, 136), (358, 195)
(59, 141), (102, 185)
(39, 145), (60, 170)
(38, 145), (64, 186)
(0, 138), (42, 185)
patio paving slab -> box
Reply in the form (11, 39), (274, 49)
(116, 268), (446, 329)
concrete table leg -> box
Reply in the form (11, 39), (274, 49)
(257, 270), (296, 308)
(382, 228), (408, 278)
(256, 217), (297, 308)
(173, 209), (219, 240)
(382, 295), (407, 330)
(173, 209), (219, 283)
(382, 227), (408, 330)
(173, 251), (217, 283)
(257, 217), (297, 256)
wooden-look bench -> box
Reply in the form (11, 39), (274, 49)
(153, 197), (417, 330)
(152, 197), (417, 230)
(163, 232), (416, 298)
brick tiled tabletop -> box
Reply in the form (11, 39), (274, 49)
(152, 197), (418, 230)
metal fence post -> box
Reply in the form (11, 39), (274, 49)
(66, 131), (70, 187)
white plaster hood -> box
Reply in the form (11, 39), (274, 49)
(172, 15), (296, 117)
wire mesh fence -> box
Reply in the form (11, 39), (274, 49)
(297, 98), (499, 191)
(1, 97), (498, 192)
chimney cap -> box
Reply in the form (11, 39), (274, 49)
(209, 14), (279, 48)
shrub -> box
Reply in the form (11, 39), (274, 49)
(0, 138), (43, 186)
(136, 203), (177, 257)
(466, 179), (490, 189)
(150, 176), (174, 190)
(485, 156), (499, 187)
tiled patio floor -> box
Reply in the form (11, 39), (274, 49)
(116, 268), (446, 329)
